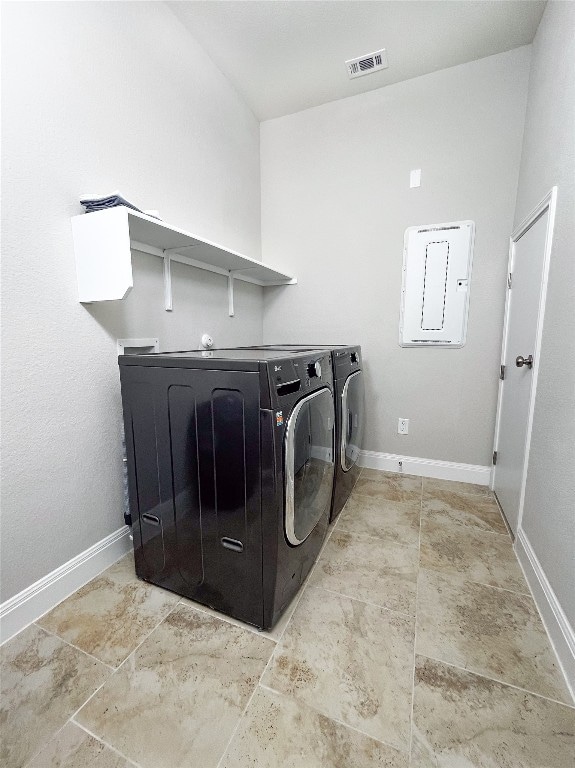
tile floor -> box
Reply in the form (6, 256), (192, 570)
(2, 470), (574, 767)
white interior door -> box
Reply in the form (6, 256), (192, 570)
(493, 189), (557, 535)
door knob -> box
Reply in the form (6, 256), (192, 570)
(515, 354), (533, 369)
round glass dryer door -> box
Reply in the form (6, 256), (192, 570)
(340, 370), (365, 472)
(285, 388), (334, 546)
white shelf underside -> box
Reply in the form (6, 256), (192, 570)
(71, 207), (296, 314)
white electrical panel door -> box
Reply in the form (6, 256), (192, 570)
(399, 220), (475, 347)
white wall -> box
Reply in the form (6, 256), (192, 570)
(513, 2), (575, 638)
(0, 2), (263, 602)
(261, 47), (531, 466)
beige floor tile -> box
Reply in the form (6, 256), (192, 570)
(37, 553), (179, 667)
(98, 553), (141, 585)
(262, 586), (415, 752)
(422, 488), (508, 534)
(337, 494), (420, 547)
(353, 471), (421, 502)
(309, 530), (418, 615)
(221, 686), (408, 768)
(0, 624), (110, 768)
(361, 468), (422, 487)
(76, 603), (274, 768)
(420, 518), (528, 593)
(411, 656), (575, 767)
(421, 477), (493, 497)
(416, 569), (572, 704)
(26, 722), (133, 768)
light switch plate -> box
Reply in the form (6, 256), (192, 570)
(410, 169), (421, 188)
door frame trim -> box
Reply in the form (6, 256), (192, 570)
(491, 187), (558, 536)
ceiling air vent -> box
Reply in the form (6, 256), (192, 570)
(346, 49), (388, 79)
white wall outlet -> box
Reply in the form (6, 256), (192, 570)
(409, 169), (421, 188)
(398, 418), (409, 435)
(201, 333), (214, 349)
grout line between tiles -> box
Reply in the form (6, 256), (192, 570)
(416, 652), (575, 710)
(420, 509), (511, 539)
(70, 599), (182, 726)
(20, 669), (115, 768)
(41, 601), (184, 767)
(305, 583), (415, 620)
(351, 490), (423, 506)
(20, 720), (73, 768)
(20, 598), (149, 768)
(214, 613), (281, 768)
(408, 476), (423, 765)
(334, 522), (420, 549)
(420, 510), (513, 548)
(257, 682), (410, 758)
(105, 599), (182, 676)
(344, 481), (421, 497)
(214, 519), (346, 768)
(175, 598), (279, 643)
(32, 622), (116, 671)
(421, 478), (494, 497)
(67, 670), (118, 722)
(420, 513), (511, 540)
(418, 564), (533, 598)
(71, 719), (143, 767)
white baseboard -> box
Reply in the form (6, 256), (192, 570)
(515, 528), (575, 700)
(0, 527), (132, 645)
(358, 450), (492, 486)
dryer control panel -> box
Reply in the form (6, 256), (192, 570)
(269, 352), (332, 411)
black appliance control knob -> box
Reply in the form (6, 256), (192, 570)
(307, 360), (321, 379)
(307, 361), (322, 379)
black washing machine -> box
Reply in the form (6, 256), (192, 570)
(118, 348), (335, 630)
(243, 345), (365, 522)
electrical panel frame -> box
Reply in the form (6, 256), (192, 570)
(399, 220), (475, 348)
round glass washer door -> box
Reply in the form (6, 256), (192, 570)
(284, 388), (334, 546)
(340, 370), (365, 472)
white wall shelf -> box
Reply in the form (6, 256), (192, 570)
(71, 206), (296, 315)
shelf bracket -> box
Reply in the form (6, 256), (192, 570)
(163, 245), (201, 311)
(226, 267), (260, 317)
(163, 253), (173, 311)
(228, 273), (234, 317)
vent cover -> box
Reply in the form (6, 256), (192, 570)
(346, 49), (388, 79)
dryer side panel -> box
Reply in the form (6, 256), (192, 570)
(123, 380), (168, 579)
(167, 384), (203, 591)
(120, 365), (263, 628)
(199, 380), (263, 627)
